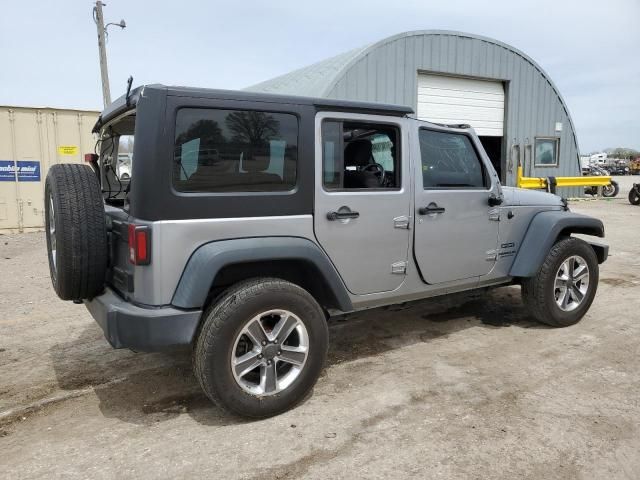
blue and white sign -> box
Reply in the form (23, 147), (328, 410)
(0, 160), (41, 182)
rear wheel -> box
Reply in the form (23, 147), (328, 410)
(45, 164), (107, 300)
(629, 187), (640, 205)
(522, 237), (599, 327)
(193, 278), (328, 418)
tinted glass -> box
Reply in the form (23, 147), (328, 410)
(419, 129), (486, 188)
(173, 108), (298, 192)
(535, 138), (558, 166)
(322, 120), (400, 190)
(322, 121), (342, 189)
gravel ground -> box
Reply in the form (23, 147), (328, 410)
(1, 179), (639, 479)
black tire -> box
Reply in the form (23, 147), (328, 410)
(193, 278), (329, 418)
(602, 180), (619, 198)
(629, 187), (640, 205)
(45, 164), (107, 301)
(521, 237), (599, 327)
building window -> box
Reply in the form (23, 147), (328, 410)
(419, 129), (487, 189)
(534, 137), (560, 167)
(173, 108), (298, 192)
(321, 120), (400, 190)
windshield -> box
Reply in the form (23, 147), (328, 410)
(98, 113), (135, 204)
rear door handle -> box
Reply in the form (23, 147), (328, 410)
(418, 204), (445, 215)
(327, 210), (360, 220)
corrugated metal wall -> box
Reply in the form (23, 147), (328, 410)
(0, 106), (99, 233)
(323, 32), (582, 197)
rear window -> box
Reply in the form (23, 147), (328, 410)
(173, 108), (298, 192)
(98, 112), (135, 204)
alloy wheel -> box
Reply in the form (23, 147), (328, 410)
(231, 310), (309, 396)
(554, 255), (589, 312)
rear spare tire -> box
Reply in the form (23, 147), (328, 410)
(45, 164), (107, 300)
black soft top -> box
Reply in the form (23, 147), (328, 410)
(93, 84), (413, 133)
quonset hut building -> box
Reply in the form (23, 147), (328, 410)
(247, 30), (582, 196)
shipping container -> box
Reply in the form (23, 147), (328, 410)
(0, 106), (99, 232)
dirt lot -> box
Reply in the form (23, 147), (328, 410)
(1, 178), (639, 479)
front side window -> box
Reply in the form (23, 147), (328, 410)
(535, 137), (559, 166)
(419, 129), (486, 189)
(173, 108), (298, 192)
(322, 120), (400, 190)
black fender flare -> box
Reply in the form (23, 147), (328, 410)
(171, 236), (353, 312)
(509, 211), (606, 278)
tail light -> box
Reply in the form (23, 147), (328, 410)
(128, 224), (151, 265)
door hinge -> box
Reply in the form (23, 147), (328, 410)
(488, 208), (500, 221)
(391, 261), (407, 274)
(393, 215), (410, 229)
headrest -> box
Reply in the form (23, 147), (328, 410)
(243, 147), (270, 172)
(344, 139), (372, 167)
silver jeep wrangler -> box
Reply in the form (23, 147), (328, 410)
(44, 84), (608, 417)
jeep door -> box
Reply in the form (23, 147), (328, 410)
(314, 113), (411, 295)
(413, 123), (501, 284)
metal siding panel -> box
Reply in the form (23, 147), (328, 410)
(376, 48), (386, 102)
(366, 54), (376, 101)
(386, 45), (396, 103)
(430, 35), (440, 72)
(440, 35), (450, 72)
(0, 109), (20, 230)
(404, 37), (418, 109)
(355, 58), (368, 101)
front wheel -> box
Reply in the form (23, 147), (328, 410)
(602, 180), (619, 198)
(629, 187), (640, 205)
(193, 278), (328, 418)
(522, 237), (599, 327)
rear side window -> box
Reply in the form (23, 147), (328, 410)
(419, 129), (486, 189)
(322, 120), (401, 190)
(173, 108), (298, 192)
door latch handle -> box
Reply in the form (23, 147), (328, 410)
(418, 205), (445, 215)
(327, 210), (360, 221)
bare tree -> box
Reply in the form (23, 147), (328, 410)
(226, 111), (279, 146)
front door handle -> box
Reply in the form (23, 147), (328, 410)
(327, 210), (360, 221)
(418, 204), (445, 215)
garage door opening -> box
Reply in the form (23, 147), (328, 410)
(417, 73), (505, 182)
(478, 136), (503, 182)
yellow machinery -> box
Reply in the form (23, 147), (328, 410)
(516, 166), (611, 194)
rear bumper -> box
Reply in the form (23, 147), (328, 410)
(84, 288), (202, 351)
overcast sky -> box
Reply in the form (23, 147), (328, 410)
(0, 0), (638, 153)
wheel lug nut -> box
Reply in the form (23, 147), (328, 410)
(258, 354), (263, 359)
(267, 360), (272, 365)
(277, 350), (281, 355)
(261, 341), (267, 346)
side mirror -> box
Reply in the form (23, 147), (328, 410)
(488, 194), (503, 207)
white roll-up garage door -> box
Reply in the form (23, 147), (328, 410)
(416, 74), (505, 136)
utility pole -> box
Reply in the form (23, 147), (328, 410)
(93, 2), (126, 108)
(94, 1), (111, 107)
